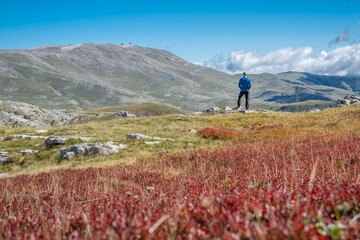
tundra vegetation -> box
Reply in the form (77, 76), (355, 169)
(0, 104), (360, 239)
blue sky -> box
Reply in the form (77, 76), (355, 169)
(1, 0), (360, 75)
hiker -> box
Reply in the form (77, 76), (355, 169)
(237, 72), (251, 110)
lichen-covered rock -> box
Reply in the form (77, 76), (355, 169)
(60, 143), (123, 160)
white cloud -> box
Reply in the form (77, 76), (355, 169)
(199, 43), (360, 76)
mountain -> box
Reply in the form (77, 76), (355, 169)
(1, 43), (360, 111)
(0, 43), (239, 111)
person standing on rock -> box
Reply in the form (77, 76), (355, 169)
(237, 72), (251, 110)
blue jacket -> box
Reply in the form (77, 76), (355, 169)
(239, 77), (251, 92)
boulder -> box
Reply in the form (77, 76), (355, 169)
(45, 136), (67, 148)
(117, 111), (136, 118)
(60, 143), (122, 160)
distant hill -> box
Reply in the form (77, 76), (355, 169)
(1, 43), (360, 111)
(241, 72), (360, 105)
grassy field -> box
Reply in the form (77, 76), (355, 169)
(0, 104), (360, 238)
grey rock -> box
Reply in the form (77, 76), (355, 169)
(45, 136), (66, 148)
(223, 106), (232, 111)
(127, 134), (152, 139)
(203, 107), (220, 112)
(117, 111), (136, 118)
(98, 112), (114, 117)
(258, 109), (268, 113)
(152, 137), (175, 142)
(144, 141), (162, 145)
(223, 110), (234, 114)
(60, 142), (120, 160)
(0, 173), (9, 178)
(337, 95), (360, 107)
(35, 129), (48, 133)
(103, 143), (129, 150)
(238, 109), (254, 113)
(24, 136), (47, 140)
(0, 153), (12, 164)
(20, 149), (39, 155)
(92, 147), (118, 155)
(189, 129), (197, 133)
(6, 134), (47, 140)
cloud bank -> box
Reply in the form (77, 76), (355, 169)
(198, 43), (360, 76)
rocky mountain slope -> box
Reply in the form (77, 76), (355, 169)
(1, 43), (360, 111)
(0, 101), (77, 127)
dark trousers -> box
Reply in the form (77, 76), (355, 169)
(237, 91), (249, 110)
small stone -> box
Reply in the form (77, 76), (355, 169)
(35, 130), (48, 133)
(189, 129), (197, 133)
(223, 106), (232, 111)
(223, 110), (234, 114)
(127, 134), (152, 139)
(0, 173), (9, 178)
(144, 141), (162, 145)
(20, 149), (39, 155)
(203, 107), (220, 113)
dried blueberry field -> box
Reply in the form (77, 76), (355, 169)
(1, 105), (360, 239)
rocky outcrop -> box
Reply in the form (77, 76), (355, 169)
(0, 101), (77, 127)
(337, 95), (360, 107)
(60, 142), (128, 160)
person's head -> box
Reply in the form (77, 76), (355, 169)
(243, 72), (247, 77)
